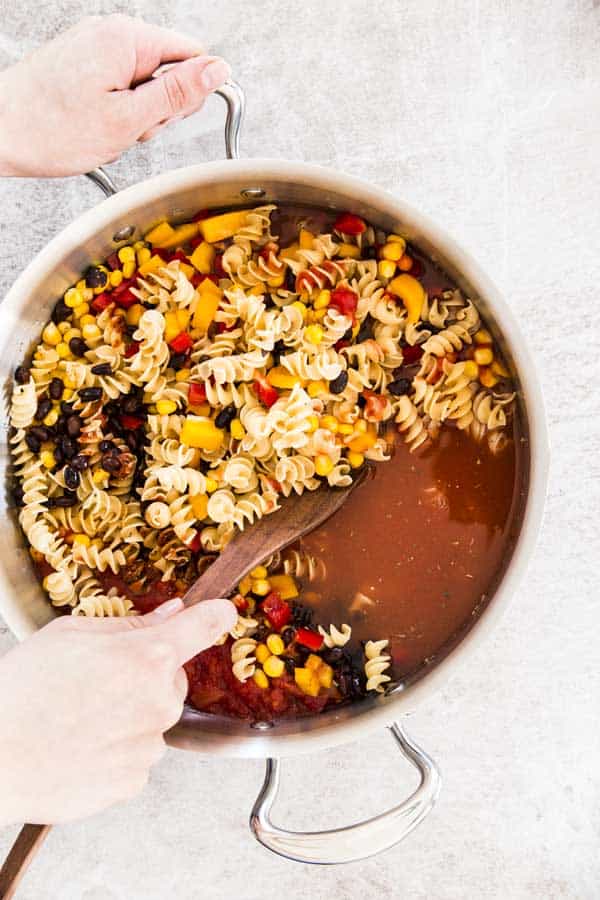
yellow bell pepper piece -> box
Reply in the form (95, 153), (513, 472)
(189, 493), (209, 520)
(153, 222), (199, 250)
(163, 311), (181, 344)
(180, 416), (224, 450)
(189, 241), (216, 274)
(305, 654), (322, 672)
(347, 426), (378, 453)
(178, 262), (195, 281)
(299, 228), (314, 250)
(176, 308), (191, 330)
(239, 575), (253, 596)
(317, 663), (334, 689)
(336, 242), (361, 259)
(137, 254), (165, 276)
(198, 210), (248, 243)
(294, 667), (321, 697)
(192, 279), (222, 333)
(280, 242), (299, 260)
(268, 574), (299, 601)
(145, 221), (174, 245)
(387, 273), (426, 324)
(266, 366), (304, 390)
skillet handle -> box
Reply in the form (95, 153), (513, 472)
(250, 721), (441, 865)
(86, 79), (245, 197)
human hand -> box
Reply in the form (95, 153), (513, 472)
(0, 14), (231, 178)
(0, 596), (235, 825)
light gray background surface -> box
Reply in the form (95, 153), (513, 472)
(0, 1), (599, 898)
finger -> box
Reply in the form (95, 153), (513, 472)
(138, 115), (186, 144)
(123, 55), (231, 137)
(145, 597), (237, 667)
(174, 667), (189, 703)
(128, 20), (206, 83)
(56, 598), (185, 633)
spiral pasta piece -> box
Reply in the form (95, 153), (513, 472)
(364, 639), (391, 693)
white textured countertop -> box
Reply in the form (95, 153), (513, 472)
(1, 1), (599, 897)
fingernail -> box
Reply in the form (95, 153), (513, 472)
(201, 58), (231, 91)
(154, 597), (184, 619)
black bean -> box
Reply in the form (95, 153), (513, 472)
(35, 397), (52, 421)
(59, 437), (76, 459)
(84, 266), (108, 289)
(91, 362), (112, 376)
(322, 647), (344, 666)
(215, 405), (236, 430)
(63, 466), (80, 489)
(79, 386), (103, 402)
(342, 326), (353, 342)
(292, 603), (313, 627)
(357, 394), (366, 408)
(350, 671), (365, 697)
(56, 415), (68, 433)
(108, 416), (123, 435)
(51, 299), (70, 324)
(102, 453), (122, 473)
(121, 396), (139, 414)
(271, 339), (286, 365)
(70, 453), (89, 471)
(14, 365), (30, 385)
(252, 624), (269, 643)
(69, 337), (88, 357)
(169, 352), (187, 371)
(388, 378), (412, 397)
(66, 415), (82, 437)
(54, 493), (78, 508)
(48, 377), (64, 400)
(53, 446), (64, 465)
(356, 317), (374, 343)
(329, 370), (349, 394)
(29, 425), (50, 442)
(281, 626), (296, 646)
(285, 268), (296, 292)
(126, 432), (138, 452)
(25, 433), (41, 453)
(283, 657), (296, 675)
(99, 439), (117, 453)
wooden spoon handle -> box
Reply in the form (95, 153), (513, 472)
(0, 824), (51, 899)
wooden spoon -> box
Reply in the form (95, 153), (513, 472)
(0, 470), (368, 898)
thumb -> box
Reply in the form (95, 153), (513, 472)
(126, 55), (231, 136)
(143, 597), (237, 667)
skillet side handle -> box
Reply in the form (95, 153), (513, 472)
(250, 721), (441, 865)
(85, 79), (245, 197)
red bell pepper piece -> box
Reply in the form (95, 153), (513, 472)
(233, 593), (248, 613)
(105, 251), (121, 271)
(213, 253), (226, 278)
(113, 288), (138, 310)
(169, 332), (193, 353)
(186, 533), (202, 553)
(402, 344), (424, 364)
(333, 212), (367, 235)
(120, 414), (144, 430)
(90, 293), (112, 313)
(329, 287), (358, 317)
(334, 339), (350, 352)
(262, 591), (291, 630)
(295, 627), (324, 651)
(124, 341), (139, 358)
(253, 374), (279, 409)
(188, 382), (207, 405)
(410, 257), (424, 278)
(191, 209), (210, 222)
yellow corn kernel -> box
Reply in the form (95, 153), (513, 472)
(479, 367), (499, 389)
(338, 423), (354, 435)
(133, 240), (146, 250)
(475, 329), (493, 345)
(337, 242), (361, 259)
(64, 287), (84, 308)
(189, 493), (208, 520)
(492, 358), (510, 378)
(238, 575), (252, 596)
(180, 416), (224, 451)
(175, 368), (191, 382)
(61, 388), (73, 401)
(250, 565), (268, 579)
(62, 328), (81, 344)
(43, 409), (59, 427)
(252, 578), (271, 597)
(474, 347), (494, 366)
(291, 300), (308, 322)
(122, 260), (136, 279)
(305, 324), (324, 345)
(315, 454), (334, 477)
(56, 342), (71, 359)
(155, 399), (176, 416)
(253, 669), (270, 690)
(388, 273), (426, 324)
(266, 634), (285, 656)
(93, 468), (109, 484)
(72, 534), (91, 547)
(307, 380), (326, 398)
(126, 303), (144, 327)
(62, 374), (77, 390)
(317, 663), (334, 689)
(378, 259), (396, 280)
(307, 414), (319, 433)
(188, 241), (215, 275)
(230, 418), (245, 440)
(73, 302), (90, 319)
(82, 323), (101, 341)
(118, 246), (136, 264)
(79, 314), (95, 327)
(381, 241), (405, 262)
(299, 228), (314, 250)
(320, 415), (338, 433)
(347, 450), (364, 468)
(268, 574), (299, 601)
(294, 667), (321, 697)
(255, 643), (270, 665)
(463, 360), (479, 379)
(136, 247), (152, 265)
(388, 233), (406, 243)
(314, 289), (331, 310)
(263, 655), (285, 678)
(198, 211), (247, 243)
(355, 419), (368, 433)
(205, 477), (218, 493)
(58, 322), (71, 334)
(42, 323), (61, 346)
(40, 450), (55, 469)
(267, 366), (303, 390)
